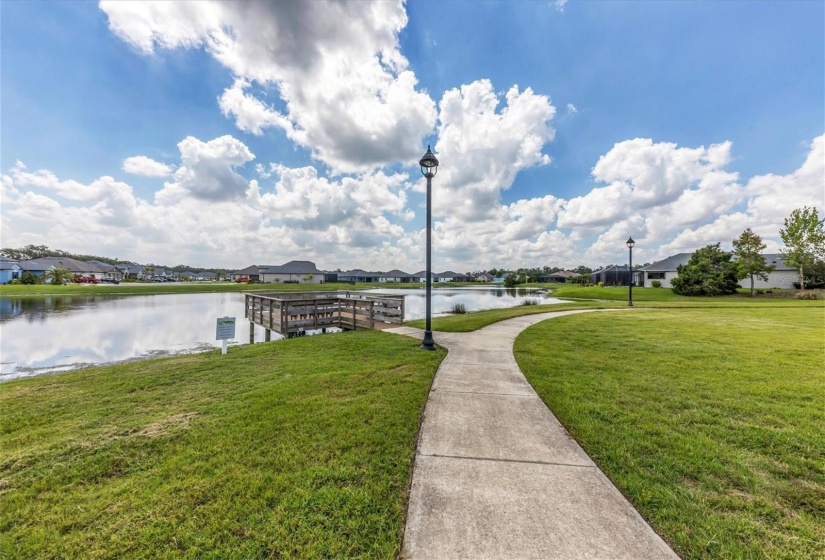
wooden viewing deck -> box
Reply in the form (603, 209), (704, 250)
(244, 291), (406, 339)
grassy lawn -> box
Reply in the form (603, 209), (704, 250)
(0, 282), (363, 298)
(0, 281), (488, 298)
(514, 308), (825, 559)
(544, 285), (825, 307)
(404, 301), (619, 332)
(0, 331), (445, 558)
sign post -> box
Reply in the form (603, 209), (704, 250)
(216, 316), (236, 355)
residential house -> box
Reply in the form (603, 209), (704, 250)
(436, 271), (469, 282)
(1, 258), (22, 283)
(378, 269), (413, 283)
(590, 265), (643, 287)
(640, 252), (799, 288)
(475, 272), (493, 282)
(337, 269), (381, 283)
(536, 270), (578, 283)
(259, 261), (325, 284)
(230, 265), (262, 282)
(85, 260), (123, 281)
(411, 271), (438, 282)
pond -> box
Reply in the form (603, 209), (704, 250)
(0, 287), (563, 380)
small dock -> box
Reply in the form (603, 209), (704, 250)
(244, 291), (405, 340)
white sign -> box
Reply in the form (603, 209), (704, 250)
(216, 317), (236, 340)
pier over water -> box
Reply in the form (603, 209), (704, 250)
(244, 292), (405, 339)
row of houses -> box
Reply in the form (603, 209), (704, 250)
(589, 253), (797, 289)
(0, 256), (221, 284)
(228, 262), (499, 284)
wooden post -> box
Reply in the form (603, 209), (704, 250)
(352, 300), (357, 331)
(265, 329), (271, 342)
(268, 299), (273, 328)
(369, 300), (374, 329)
(249, 321), (254, 344)
(314, 300), (318, 328)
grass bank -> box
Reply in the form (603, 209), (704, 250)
(514, 308), (825, 559)
(0, 282), (359, 298)
(0, 331), (445, 558)
(404, 301), (618, 332)
(0, 281), (490, 298)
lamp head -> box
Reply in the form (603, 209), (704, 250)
(626, 236), (635, 249)
(420, 145), (439, 177)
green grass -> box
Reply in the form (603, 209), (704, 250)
(514, 308), (825, 559)
(0, 281), (487, 298)
(544, 285), (825, 307)
(0, 282), (363, 298)
(0, 331), (445, 558)
(405, 301), (619, 332)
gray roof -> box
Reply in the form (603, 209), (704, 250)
(761, 254), (795, 272)
(17, 257), (110, 273)
(85, 260), (117, 271)
(0, 257), (20, 270)
(641, 252), (795, 272)
(639, 253), (692, 272)
(592, 264), (633, 274)
(381, 269), (411, 278)
(233, 265), (260, 275)
(539, 270), (578, 278)
(340, 269), (381, 278)
(261, 261), (321, 274)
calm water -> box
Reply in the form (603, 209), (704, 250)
(0, 287), (561, 380)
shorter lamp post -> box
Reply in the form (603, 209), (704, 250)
(420, 145), (439, 350)
(626, 237), (635, 307)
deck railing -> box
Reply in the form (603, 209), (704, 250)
(244, 292), (405, 336)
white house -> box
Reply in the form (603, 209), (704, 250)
(641, 252), (799, 288)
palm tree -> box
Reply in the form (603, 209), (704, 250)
(44, 267), (72, 285)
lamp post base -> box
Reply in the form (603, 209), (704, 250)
(421, 330), (436, 351)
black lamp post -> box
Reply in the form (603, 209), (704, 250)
(420, 145), (439, 351)
(626, 236), (635, 307)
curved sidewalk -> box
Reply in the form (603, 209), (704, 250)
(388, 310), (679, 560)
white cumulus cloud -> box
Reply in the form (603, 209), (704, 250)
(101, 0), (437, 173)
(122, 155), (174, 177)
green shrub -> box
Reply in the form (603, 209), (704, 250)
(20, 271), (38, 285)
(756, 288), (766, 295)
(449, 302), (467, 314)
(597, 281), (604, 288)
(671, 243), (739, 296)
(520, 298), (538, 306)
(766, 289), (773, 293)
(651, 280), (662, 288)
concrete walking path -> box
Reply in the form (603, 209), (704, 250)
(387, 310), (680, 560)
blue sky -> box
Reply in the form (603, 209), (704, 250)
(2, 0), (823, 270)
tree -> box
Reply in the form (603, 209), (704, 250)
(20, 271), (38, 285)
(733, 228), (775, 297)
(504, 273), (519, 287)
(670, 244), (739, 296)
(43, 268), (72, 285)
(780, 206), (825, 291)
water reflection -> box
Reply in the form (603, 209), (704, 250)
(1, 287), (561, 380)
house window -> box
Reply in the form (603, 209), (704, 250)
(647, 272), (665, 280)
